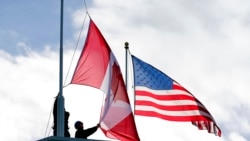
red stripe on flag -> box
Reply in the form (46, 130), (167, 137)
(135, 110), (212, 121)
(136, 90), (197, 101)
(135, 90), (210, 113)
(135, 100), (208, 112)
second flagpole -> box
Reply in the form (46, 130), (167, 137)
(124, 42), (135, 113)
(124, 42), (129, 90)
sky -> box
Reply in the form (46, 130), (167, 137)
(0, 0), (250, 141)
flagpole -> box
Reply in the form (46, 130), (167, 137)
(124, 42), (135, 113)
(124, 42), (129, 90)
(56, 0), (65, 137)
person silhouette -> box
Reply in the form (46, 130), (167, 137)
(53, 97), (70, 137)
(74, 121), (99, 139)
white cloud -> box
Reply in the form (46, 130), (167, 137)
(1, 0), (250, 141)
(0, 49), (57, 140)
(72, 0), (250, 140)
(229, 132), (247, 141)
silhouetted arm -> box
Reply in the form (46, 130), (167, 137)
(84, 125), (98, 138)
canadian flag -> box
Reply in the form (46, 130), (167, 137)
(71, 19), (140, 141)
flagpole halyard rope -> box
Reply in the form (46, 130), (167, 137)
(83, 0), (88, 14)
(43, 97), (56, 138)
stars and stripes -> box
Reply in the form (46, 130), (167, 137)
(131, 55), (221, 136)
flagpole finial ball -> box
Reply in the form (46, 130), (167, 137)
(125, 42), (129, 49)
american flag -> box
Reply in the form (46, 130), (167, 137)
(131, 55), (221, 136)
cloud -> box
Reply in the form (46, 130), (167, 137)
(0, 45), (110, 140)
(229, 132), (248, 141)
(1, 0), (250, 141)
(0, 51), (54, 140)
(72, 0), (250, 140)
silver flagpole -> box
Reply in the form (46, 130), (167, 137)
(124, 42), (135, 113)
(56, 0), (65, 137)
(124, 42), (129, 90)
